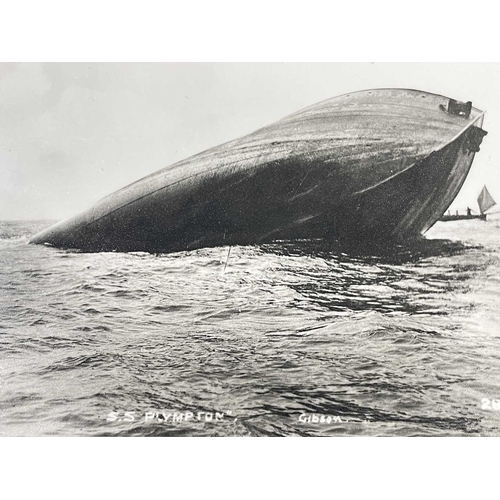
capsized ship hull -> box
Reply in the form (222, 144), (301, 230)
(30, 89), (487, 253)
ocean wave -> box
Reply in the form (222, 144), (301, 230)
(1, 220), (500, 436)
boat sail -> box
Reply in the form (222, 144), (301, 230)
(478, 185), (496, 215)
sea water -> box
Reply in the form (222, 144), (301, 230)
(1, 217), (500, 436)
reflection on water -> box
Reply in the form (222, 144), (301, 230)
(260, 238), (486, 316)
(1, 218), (500, 436)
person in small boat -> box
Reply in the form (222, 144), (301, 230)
(467, 207), (472, 217)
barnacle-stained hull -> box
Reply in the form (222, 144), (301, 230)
(30, 88), (487, 253)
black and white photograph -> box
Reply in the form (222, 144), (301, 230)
(1, 61), (500, 439)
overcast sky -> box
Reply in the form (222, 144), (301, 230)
(1, 62), (499, 220)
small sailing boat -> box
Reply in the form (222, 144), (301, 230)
(441, 185), (496, 221)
